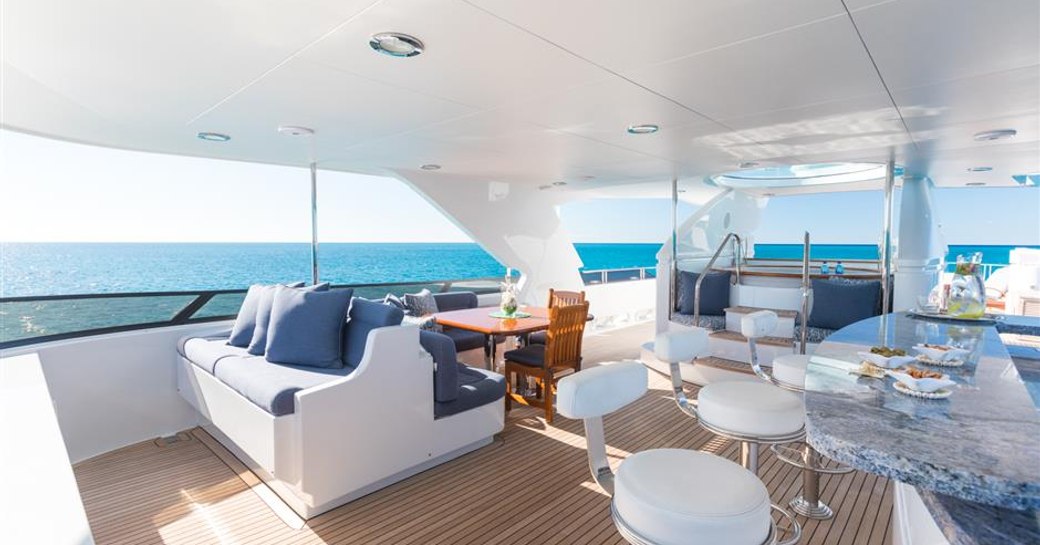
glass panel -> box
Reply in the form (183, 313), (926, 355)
(191, 292), (248, 319)
(0, 295), (196, 344)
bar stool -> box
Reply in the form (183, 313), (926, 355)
(656, 329), (805, 474)
(557, 361), (800, 545)
(741, 310), (855, 520)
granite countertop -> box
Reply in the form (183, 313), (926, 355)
(803, 313), (1040, 544)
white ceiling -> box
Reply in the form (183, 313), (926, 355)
(2, 0), (1037, 190)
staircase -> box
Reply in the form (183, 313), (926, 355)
(708, 306), (797, 366)
(641, 305), (799, 386)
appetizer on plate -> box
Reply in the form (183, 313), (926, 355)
(859, 347), (916, 369)
(887, 366), (957, 393)
(913, 343), (969, 363)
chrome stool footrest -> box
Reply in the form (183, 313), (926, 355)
(769, 442), (854, 475)
(770, 504), (803, 545)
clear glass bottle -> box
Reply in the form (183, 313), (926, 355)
(835, 261), (845, 275)
(820, 261), (830, 275)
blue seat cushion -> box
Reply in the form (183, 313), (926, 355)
(504, 344), (545, 367)
(343, 298), (405, 368)
(214, 356), (352, 416)
(435, 366), (506, 418)
(432, 291), (478, 312)
(181, 337), (249, 374)
(441, 327), (486, 352)
(264, 286), (354, 368)
(528, 330), (548, 345)
(420, 330), (460, 403)
(677, 271), (731, 315)
(808, 278), (881, 330)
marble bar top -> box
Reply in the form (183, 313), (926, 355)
(804, 313), (1040, 511)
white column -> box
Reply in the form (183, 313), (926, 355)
(894, 176), (944, 311)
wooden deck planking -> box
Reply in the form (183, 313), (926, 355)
(74, 322), (892, 545)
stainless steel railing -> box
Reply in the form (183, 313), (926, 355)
(580, 266), (656, 285)
(693, 233), (742, 325)
(799, 232), (810, 354)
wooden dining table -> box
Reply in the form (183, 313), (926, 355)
(432, 306), (550, 368)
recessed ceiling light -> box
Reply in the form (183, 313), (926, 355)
(278, 125), (314, 136)
(579, 175), (596, 180)
(676, 188), (687, 193)
(763, 192), (776, 197)
(538, 184), (552, 190)
(973, 129), (1017, 141)
(626, 124), (659, 135)
(739, 161), (760, 169)
(420, 164), (441, 171)
(197, 132), (230, 142)
(966, 182), (986, 186)
(967, 166), (992, 172)
(369, 32), (424, 57)
(552, 181), (567, 186)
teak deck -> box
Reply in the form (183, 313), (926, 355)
(73, 323), (893, 545)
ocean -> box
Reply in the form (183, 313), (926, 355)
(1, 242), (1035, 298)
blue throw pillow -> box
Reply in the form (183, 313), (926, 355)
(265, 286), (354, 368)
(677, 270), (731, 316)
(247, 282), (329, 355)
(228, 281), (306, 348)
(808, 278), (881, 330)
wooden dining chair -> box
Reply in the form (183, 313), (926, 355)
(528, 289), (586, 346)
(503, 301), (590, 424)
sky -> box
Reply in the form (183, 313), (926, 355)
(2, 129), (1037, 245)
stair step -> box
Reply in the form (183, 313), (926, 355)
(710, 329), (794, 348)
(724, 306), (798, 319)
(694, 356), (754, 375)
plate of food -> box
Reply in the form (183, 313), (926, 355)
(913, 343), (969, 367)
(858, 346), (916, 369)
(887, 367), (957, 398)
(892, 381), (953, 399)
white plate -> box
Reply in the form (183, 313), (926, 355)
(913, 344), (970, 362)
(915, 354), (965, 368)
(887, 370), (957, 393)
(858, 351), (915, 369)
(893, 381), (953, 399)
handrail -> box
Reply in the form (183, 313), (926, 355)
(693, 232), (742, 326)
(580, 266), (655, 285)
(799, 232), (810, 354)
(0, 275), (507, 350)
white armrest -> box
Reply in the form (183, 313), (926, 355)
(557, 361), (647, 419)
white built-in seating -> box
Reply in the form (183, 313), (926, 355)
(556, 362), (785, 545)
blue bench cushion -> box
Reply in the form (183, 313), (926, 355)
(343, 298), (405, 368)
(214, 356), (352, 416)
(435, 366), (506, 418)
(432, 291), (478, 312)
(441, 327), (486, 352)
(677, 270), (731, 316)
(420, 330), (460, 403)
(181, 337), (250, 374)
(794, 324), (834, 344)
(504, 344), (546, 367)
(808, 278), (881, 330)
(670, 313), (726, 331)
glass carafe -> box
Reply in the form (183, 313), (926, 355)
(946, 253), (986, 319)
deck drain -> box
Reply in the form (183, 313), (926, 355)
(154, 431), (192, 447)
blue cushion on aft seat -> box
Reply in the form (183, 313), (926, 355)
(808, 278), (881, 330)
(435, 366), (506, 418)
(264, 286), (354, 368)
(343, 298), (405, 368)
(182, 337), (250, 374)
(677, 270), (731, 316)
(440, 327), (486, 352)
(504, 344), (546, 367)
(432, 291), (478, 312)
(420, 330), (460, 403)
(229, 282), (306, 347)
(214, 356), (351, 416)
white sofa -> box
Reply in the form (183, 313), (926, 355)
(176, 298), (505, 519)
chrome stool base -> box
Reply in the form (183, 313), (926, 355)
(789, 496), (834, 520)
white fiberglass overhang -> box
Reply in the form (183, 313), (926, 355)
(710, 162), (893, 190)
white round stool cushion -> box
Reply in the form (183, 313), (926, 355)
(698, 381), (804, 438)
(772, 354), (810, 389)
(614, 449), (771, 545)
